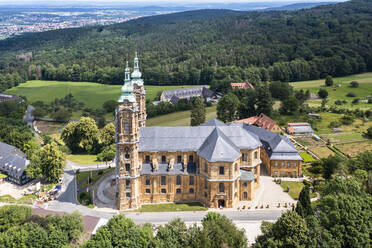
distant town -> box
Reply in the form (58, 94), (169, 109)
(0, 8), (172, 39)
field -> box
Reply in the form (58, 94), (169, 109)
(290, 73), (372, 110)
(5, 80), (195, 109)
(310, 146), (336, 159)
(336, 140), (372, 157)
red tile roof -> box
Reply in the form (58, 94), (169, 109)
(235, 113), (279, 131)
(231, 81), (255, 90)
(287, 127), (295, 133)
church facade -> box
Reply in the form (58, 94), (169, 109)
(115, 55), (303, 210)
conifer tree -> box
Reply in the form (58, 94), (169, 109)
(325, 75), (334, 87)
(190, 97), (206, 126)
(296, 186), (313, 217)
(256, 83), (273, 116)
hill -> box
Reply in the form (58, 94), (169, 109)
(0, 0), (372, 92)
(267, 2), (338, 11)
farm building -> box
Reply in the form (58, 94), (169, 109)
(0, 93), (23, 103)
(0, 142), (32, 185)
(234, 113), (282, 133)
(160, 86), (216, 103)
(231, 81), (255, 90)
(287, 123), (314, 135)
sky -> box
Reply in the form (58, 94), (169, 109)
(0, 0), (344, 3)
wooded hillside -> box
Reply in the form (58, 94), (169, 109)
(0, 0), (371, 91)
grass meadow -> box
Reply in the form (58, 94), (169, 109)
(5, 80), (195, 109)
(290, 72), (372, 110)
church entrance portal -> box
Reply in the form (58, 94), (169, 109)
(218, 199), (225, 208)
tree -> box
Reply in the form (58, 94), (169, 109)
(217, 93), (240, 122)
(51, 109), (72, 122)
(0, 205), (32, 232)
(317, 88), (328, 99)
(61, 117), (99, 153)
(32, 106), (47, 119)
(82, 215), (153, 248)
(280, 95), (300, 115)
(97, 145), (115, 163)
(269, 82), (293, 101)
(103, 100), (117, 113)
(254, 211), (310, 248)
(199, 212), (247, 248)
(295, 186), (313, 217)
(325, 75), (334, 87)
(346, 151), (372, 173)
(153, 218), (190, 248)
(350, 81), (359, 88)
(256, 83), (273, 116)
(316, 185), (372, 248)
(321, 155), (342, 180)
(190, 97), (206, 126)
(26, 142), (65, 183)
(100, 123), (115, 147)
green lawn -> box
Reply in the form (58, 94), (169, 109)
(0, 194), (37, 204)
(66, 154), (98, 164)
(290, 73), (372, 110)
(325, 132), (366, 143)
(280, 181), (316, 200)
(135, 202), (208, 212)
(300, 152), (316, 162)
(147, 105), (217, 127)
(5, 80), (195, 109)
(76, 167), (114, 187)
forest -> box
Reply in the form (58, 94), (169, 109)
(0, 0), (371, 92)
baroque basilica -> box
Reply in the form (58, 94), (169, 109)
(115, 54), (302, 210)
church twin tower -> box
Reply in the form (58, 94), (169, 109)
(116, 53), (146, 209)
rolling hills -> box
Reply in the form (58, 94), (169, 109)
(0, 0), (372, 92)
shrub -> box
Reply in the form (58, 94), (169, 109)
(350, 81), (359, 88)
(340, 115), (354, 125)
(318, 89), (328, 99)
(329, 120), (341, 128)
(366, 126), (372, 139)
(346, 92), (356, 97)
(352, 98), (359, 104)
(334, 100), (343, 105)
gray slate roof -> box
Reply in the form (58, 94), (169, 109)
(0, 142), (29, 178)
(198, 128), (241, 162)
(292, 126), (314, 134)
(201, 118), (226, 126)
(242, 124), (302, 161)
(139, 120), (262, 162)
(162, 85), (209, 101)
